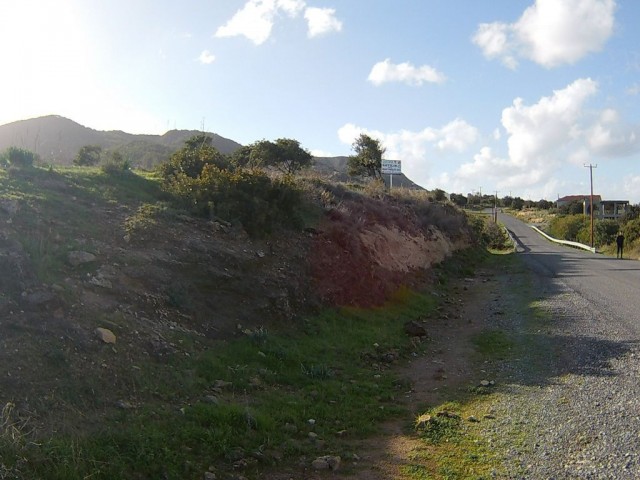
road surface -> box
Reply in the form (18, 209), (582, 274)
(491, 213), (640, 478)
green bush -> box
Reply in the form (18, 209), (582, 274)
(0, 147), (38, 168)
(576, 219), (618, 247)
(623, 218), (640, 245)
(101, 152), (131, 175)
(159, 135), (230, 180)
(547, 214), (586, 242)
(165, 165), (303, 236)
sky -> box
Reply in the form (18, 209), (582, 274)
(1, 0), (639, 202)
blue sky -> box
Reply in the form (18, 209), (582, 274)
(1, 0), (639, 202)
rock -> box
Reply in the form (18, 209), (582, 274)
(0, 199), (19, 216)
(213, 380), (232, 389)
(89, 276), (113, 289)
(203, 472), (216, 480)
(312, 455), (341, 471)
(204, 395), (219, 405)
(283, 423), (298, 433)
(404, 320), (428, 337)
(95, 327), (116, 344)
(24, 290), (56, 306)
(115, 400), (133, 409)
(68, 251), (96, 267)
(467, 415), (480, 422)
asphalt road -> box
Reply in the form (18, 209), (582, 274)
(494, 213), (640, 478)
(500, 213), (640, 336)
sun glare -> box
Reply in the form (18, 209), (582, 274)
(0, 1), (92, 124)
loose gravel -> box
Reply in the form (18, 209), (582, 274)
(483, 258), (640, 479)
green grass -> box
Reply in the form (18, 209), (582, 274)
(472, 329), (515, 360)
(0, 286), (438, 479)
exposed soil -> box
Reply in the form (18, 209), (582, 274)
(344, 269), (499, 479)
(261, 265), (504, 480)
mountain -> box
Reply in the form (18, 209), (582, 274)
(0, 115), (242, 168)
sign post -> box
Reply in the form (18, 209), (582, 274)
(381, 160), (402, 190)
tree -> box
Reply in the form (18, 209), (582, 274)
(159, 135), (229, 180)
(271, 138), (313, 175)
(433, 188), (447, 202)
(74, 145), (102, 166)
(228, 145), (254, 169)
(347, 133), (385, 180)
(450, 193), (467, 207)
(511, 197), (525, 210)
(241, 138), (313, 174)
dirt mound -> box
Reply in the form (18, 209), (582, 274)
(310, 196), (471, 307)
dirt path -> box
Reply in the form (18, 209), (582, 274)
(338, 267), (503, 479)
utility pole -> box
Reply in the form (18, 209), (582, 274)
(584, 164), (597, 248)
(494, 191), (499, 222)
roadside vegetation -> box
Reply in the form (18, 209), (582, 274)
(0, 136), (519, 479)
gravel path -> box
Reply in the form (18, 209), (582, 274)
(485, 216), (640, 479)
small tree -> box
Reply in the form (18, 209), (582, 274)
(74, 145), (102, 166)
(347, 133), (385, 180)
(240, 138), (313, 174)
(159, 135), (229, 180)
(1, 147), (38, 168)
(271, 138), (313, 175)
(450, 193), (467, 207)
(433, 188), (447, 202)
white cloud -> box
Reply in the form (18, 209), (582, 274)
(304, 7), (342, 38)
(453, 78), (599, 191)
(502, 78), (598, 166)
(197, 50), (216, 64)
(627, 83), (640, 96)
(473, 0), (616, 68)
(586, 109), (640, 157)
(338, 119), (477, 157)
(214, 0), (305, 45)
(472, 23), (518, 69)
(367, 59), (446, 86)
(337, 119), (478, 186)
(214, 0), (342, 45)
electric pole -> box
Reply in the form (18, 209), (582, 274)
(584, 164), (597, 248)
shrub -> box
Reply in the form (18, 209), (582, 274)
(547, 214), (585, 242)
(623, 218), (640, 244)
(101, 152), (131, 175)
(165, 166), (303, 236)
(576, 219), (618, 247)
(0, 147), (38, 168)
(159, 135), (230, 180)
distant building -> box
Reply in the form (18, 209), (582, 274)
(598, 200), (629, 220)
(556, 195), (628, 219)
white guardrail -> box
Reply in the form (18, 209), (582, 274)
(529, 225), (597, 254)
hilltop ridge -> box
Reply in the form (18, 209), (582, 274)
(0, 115), (242, 168)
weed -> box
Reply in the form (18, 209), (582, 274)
(472, 329), (514, 360)
(300, 363), (335, 379)
(0, 403), (29, 447)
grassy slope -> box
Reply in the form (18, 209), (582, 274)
(0, 165), (489, 479)
(0, 165), (530, 480)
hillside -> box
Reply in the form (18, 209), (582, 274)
(0, 117), (425, 191)
(0, 115), (242, 168)
(0, 163), (474, 478)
